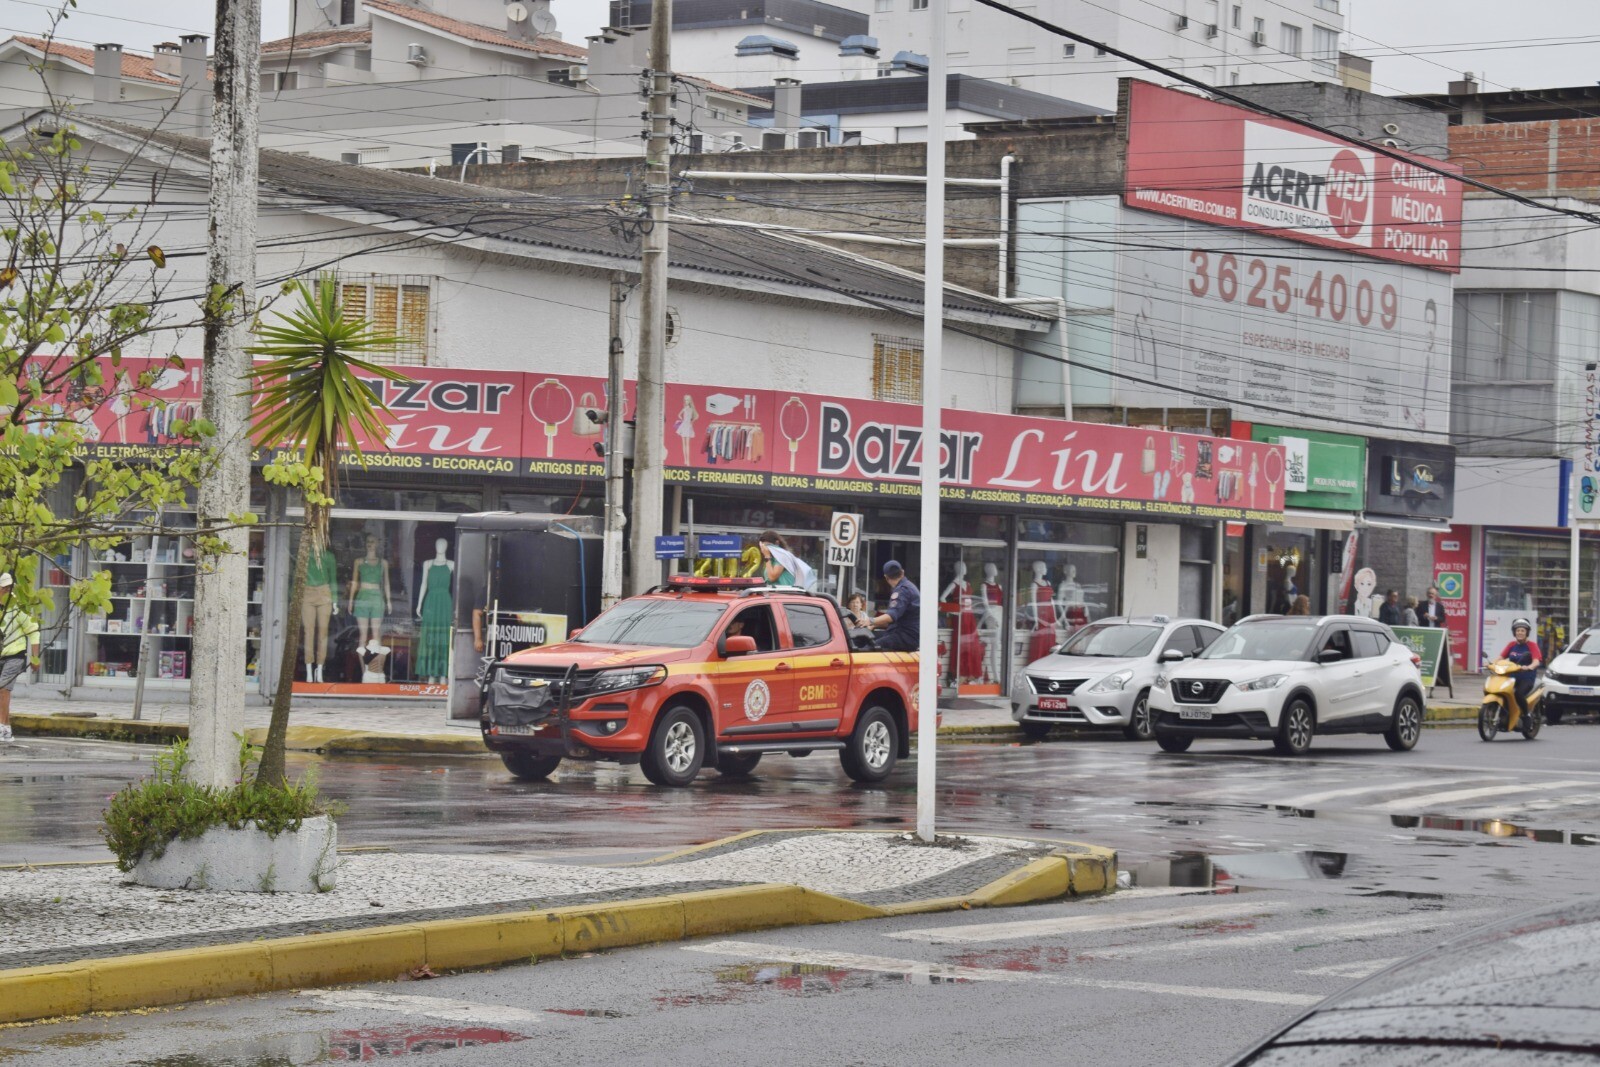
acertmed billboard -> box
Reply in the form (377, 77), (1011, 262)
(1124, 80), (1463, 272)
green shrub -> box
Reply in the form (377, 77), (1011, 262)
(102, 736), (341, 873)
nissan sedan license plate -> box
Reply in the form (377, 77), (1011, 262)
(1179, 708), (1212, 720)
(1037, 697), (1071, 711)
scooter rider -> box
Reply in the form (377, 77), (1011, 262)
(1499, 618), (1542, 730)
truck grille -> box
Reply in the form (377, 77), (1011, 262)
(1170, 678), (1230, 705)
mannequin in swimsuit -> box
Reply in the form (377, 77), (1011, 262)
(347, 534), (392, 658)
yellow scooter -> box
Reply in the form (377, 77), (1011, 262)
(1478, 658), (1543, 742)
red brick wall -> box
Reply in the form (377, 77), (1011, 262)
(1450, 119), (1600, 199)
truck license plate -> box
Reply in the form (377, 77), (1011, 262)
(1037, 697), (1071, 710)
(498, 724), (537, 735)
(1179, 708), (1212, 720)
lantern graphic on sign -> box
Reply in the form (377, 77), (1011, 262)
(529, 377), (575, 458)
(779, 396), (809, 473)
(1263, 448), (1284, 511)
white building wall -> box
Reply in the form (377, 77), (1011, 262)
(1121, 522), (1180, 617)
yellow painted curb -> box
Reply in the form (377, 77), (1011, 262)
(12, 713), (484, 756)
(0, 834), (1117, 1027)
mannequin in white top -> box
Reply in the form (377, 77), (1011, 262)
(980, 562), (1005, 683)
(939, 559), (970, 603)
(1056, 563), (1084, 613)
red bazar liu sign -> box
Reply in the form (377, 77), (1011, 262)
(1123, 80), (1463, 272)
(663, 384), (1284, 522)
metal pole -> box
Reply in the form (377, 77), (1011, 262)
(601, 274), (629, 610)
(132, 515), (160, 722)
(916, 0), (948, 844)
(627, 0), (673, 596)
(1571, 457), (1581, 642)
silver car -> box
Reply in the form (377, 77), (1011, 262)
(1010, 615), (1225, 741)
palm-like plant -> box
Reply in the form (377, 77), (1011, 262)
(249, 280), (410, 787)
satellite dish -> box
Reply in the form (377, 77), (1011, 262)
(315, 0), (336, 9)
(506, 1), (530, 20)
(531, 5), (558, 34)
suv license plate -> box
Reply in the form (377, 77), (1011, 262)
(1570, 686), (1594, 695)
(1037, 697), (1071, 710)
(1179, 708), (1212, 720)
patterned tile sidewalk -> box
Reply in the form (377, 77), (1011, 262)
(0, 830), (1052, 969)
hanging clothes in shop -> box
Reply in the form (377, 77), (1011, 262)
(702, 422), (765, 465)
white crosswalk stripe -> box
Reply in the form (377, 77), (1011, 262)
(298, 989), (551, 1026)
(886, 900), (1293, 944)
(1264, 776), (1496, 809)
(1083, 912), (1485, 959)
(681, 940), (1322, 1006)
(1296, 958), (1406, 979)
(1368, 780), (1594, 813)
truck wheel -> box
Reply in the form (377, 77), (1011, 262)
(715, 752), (763, 777)
(1020, 720), (1053, 741)
(1544, 699), (1564, 725)
(641, 705), (705, 787)
(841, 705), (899, 783)
(501, 751), (561, 781)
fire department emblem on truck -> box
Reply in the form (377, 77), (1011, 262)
(744, 678), (771, 722)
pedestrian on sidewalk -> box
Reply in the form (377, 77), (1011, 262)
(1379, 590), (1403, 626)
(0, 573), (41, 744)
(866, 560), (920, 652)
(1402, 597), (1420, 627)
(1420, 588), (1447, 628)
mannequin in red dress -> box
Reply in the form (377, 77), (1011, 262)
(981, 562), (1004, 683)
(940, 561), (985, 681)
(1027, 560), (1058, 661)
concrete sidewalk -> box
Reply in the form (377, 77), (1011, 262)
(8, 690), (1023, 753)
(0, 828), (1115, 1024)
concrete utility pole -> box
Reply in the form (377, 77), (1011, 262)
(916, 0), (948, 844)
(189, 0), (260, 787)
(626, 0), (673, 596)
(602, 273), (630, 610)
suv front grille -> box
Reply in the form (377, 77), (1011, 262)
(1170, 678), (1230, 704)
(1027, 675), (1084, 696)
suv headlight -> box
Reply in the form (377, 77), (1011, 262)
(1546, 669), (1565, 684)
(1235, 674), (1287, 692)
(589, 666), (666, 693)
(1086, 669), (1135, 694)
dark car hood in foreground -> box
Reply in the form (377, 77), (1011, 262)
(1230, 897), (1600, 1064)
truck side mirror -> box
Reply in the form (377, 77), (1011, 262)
(723, 635), (757, 657)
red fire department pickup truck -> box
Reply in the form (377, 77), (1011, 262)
(480, 576), (920, 787)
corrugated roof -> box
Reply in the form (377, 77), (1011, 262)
(262, 27), (372, 55)
(6, 35), (179, 86)
(363, 0), (588, 61)
(88, 119), (1046, 326)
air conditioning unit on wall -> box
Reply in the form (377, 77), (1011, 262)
(407, 43), (427, 66)
(1175, 14), (1189, 29)
(1250, 30), (1265, 46)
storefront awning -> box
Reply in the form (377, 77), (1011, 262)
(1360, 516), (1452, 534)
(1280, 508), (1358, 532)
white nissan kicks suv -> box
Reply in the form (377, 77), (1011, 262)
(1148, 615), (1426, 756)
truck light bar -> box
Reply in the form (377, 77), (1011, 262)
(664, 575), (764, 590)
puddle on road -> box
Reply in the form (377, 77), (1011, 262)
(1136, 799), (1599, 848)
(1122, 848), (1351, 889)
(546, 1008), (629, 1019)
(123, 1026), (527, 1066)
(655, 960), (968, 1009)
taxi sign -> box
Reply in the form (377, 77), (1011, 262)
(827, 511), (863, 568)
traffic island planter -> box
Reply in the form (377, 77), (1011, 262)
(133, 815), (339, 894)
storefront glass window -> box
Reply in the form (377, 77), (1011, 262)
(1013, 524), (1120, 674)
(1178, 524), (1215, 620)
(1222, 527), (1245, 625)
(936, 541), (1009, 693)
(1484, 530), (1600, 652)
(81, 513), (264, 687)
(292, 515), (459, 693)
(1258, 528), (1318, 615)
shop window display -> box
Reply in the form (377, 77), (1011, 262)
(936, 543), (1007, 694)
(1012, 541), (1119, 676)
(293, 517), (456, 694)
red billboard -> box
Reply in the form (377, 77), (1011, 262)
(1124, 81), (1463, 272)
(663, 383), (1284, 522)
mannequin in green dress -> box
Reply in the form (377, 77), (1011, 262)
(415, 538), (454, 683)
(347, 535), (392, 678)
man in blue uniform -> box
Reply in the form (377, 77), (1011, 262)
(868, 560), (920, 652)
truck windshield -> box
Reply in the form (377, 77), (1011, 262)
(573, 599), (726, 648)
(1201, 620), (1318, 662)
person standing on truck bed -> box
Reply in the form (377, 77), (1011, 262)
(868, 560), (920, 652)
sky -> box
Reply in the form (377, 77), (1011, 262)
(0, 0), (1597, 96)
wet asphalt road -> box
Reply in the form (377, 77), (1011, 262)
(2, 726), (1599, 1065)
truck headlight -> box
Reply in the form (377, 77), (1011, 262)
(589, 666), (666, 693)
(1086, 669), (1134, 694)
